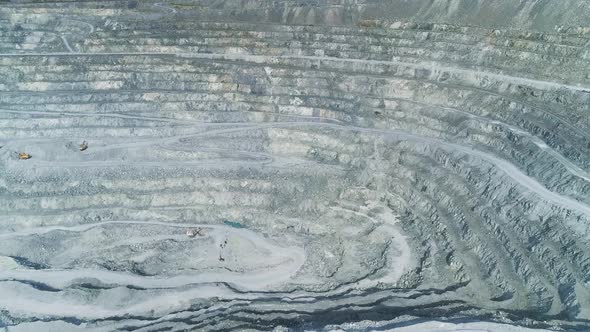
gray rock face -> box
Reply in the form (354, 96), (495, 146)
(0, 1), (589, 331)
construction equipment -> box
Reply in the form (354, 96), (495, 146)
(79, 141), (88, 151)
(186, 227), (205, 237)
(18, 153), (31, 160)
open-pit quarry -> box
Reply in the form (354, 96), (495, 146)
(0, 1), (589, 331)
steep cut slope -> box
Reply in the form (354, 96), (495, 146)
(0, 1), (589, 331)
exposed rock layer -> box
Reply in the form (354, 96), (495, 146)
(0, 1), (589, 331)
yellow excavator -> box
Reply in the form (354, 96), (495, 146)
(18, 152), (31, 160)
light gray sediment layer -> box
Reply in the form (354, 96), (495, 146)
(0, 1), (589, 331)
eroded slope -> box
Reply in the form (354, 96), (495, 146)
(0, 1), (589, 331)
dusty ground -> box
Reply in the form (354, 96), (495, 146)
(0, 0), (589, 331)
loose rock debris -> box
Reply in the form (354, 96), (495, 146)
(1, 1), (589, 330)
